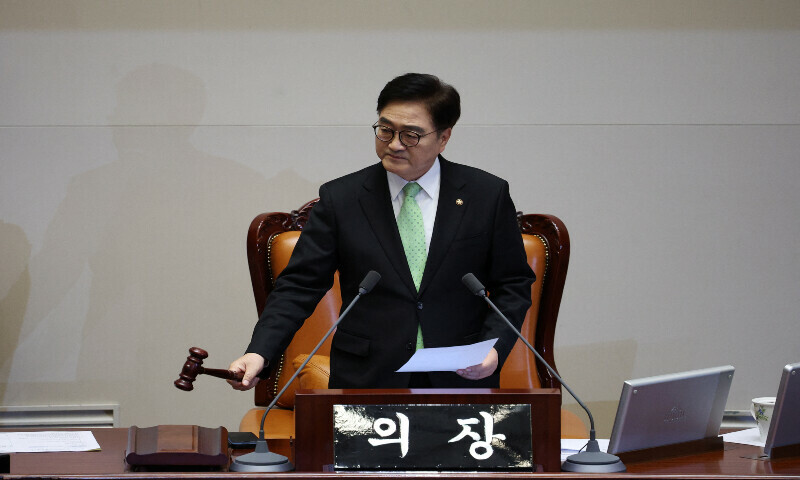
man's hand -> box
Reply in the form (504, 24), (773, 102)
(227, 353), (266, 391)
(456, 347), (498, 381)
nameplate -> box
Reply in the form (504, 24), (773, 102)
(333, 404), (532, 470)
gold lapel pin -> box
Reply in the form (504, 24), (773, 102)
(456, 199), (464, 206)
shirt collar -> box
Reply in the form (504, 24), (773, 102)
(387, 157), (441, 201)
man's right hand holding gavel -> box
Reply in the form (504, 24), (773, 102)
(227, 353), (267, 391)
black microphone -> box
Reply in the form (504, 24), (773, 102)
(230, 270), (381, 472)
(359, 270), (381, 295)
(461, 273), (625, 473)
(462, 272), (487, 297)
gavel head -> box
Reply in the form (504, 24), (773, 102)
(174, 347), (208, 391)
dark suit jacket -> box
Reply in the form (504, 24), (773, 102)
(246, 157), (535, 388)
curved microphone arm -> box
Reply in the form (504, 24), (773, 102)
(230, 270), (381, 473)
(461, 272), (596, 438)
(479, 295), (597, 440)
(257, 289), (364, 439)
(255, 270), (382, 439)
(462, 272), (624, 472)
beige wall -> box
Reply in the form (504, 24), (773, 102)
(1, 1), (799, 436)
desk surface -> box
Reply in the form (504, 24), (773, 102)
(2, 428), (799, 479)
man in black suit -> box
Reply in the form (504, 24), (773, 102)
(229, 73), (535, 390)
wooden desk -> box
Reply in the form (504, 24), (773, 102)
(2, 428), (799, 479)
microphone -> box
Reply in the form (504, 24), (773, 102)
(230, 270), (381, 472)
(358, 270), (381, 294)
(461, 273), (625, 473)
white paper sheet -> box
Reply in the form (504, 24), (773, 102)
(396, 338), (498, 372)
(0, 431), (101, 453)
(720, 427), (765, 447)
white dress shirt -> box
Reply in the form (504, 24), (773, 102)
(386, 158), (440, 254)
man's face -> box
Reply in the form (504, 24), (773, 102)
(375, 101), (451, 181)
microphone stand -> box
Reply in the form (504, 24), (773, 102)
(230, 271), (381, 472)
(462, 273), (625, 473)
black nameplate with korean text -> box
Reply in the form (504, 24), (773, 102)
(333, 404), (532, 470)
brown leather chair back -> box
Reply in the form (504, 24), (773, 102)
(501, 214), (570, 390)
(247, 201), (570, 407)
(247, 200), (341, 408)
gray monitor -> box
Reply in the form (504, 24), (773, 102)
(764, 362), (800, 457)
(607, 365), (734, 455)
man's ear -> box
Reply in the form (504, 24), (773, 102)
(437, 127), (452, 153)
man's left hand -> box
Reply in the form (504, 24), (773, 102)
(456, 348), (498, 380)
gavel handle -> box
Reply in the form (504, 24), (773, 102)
(201, 367), (243, 381)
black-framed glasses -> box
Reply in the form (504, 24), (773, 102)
(372, 123), (439, 147)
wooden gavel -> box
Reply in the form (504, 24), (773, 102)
(174, 347), (243, 391)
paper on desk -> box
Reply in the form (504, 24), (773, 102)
(397, 338), (498, 372)
(720, 427), (765, 447)
(0, 431), (101, 453)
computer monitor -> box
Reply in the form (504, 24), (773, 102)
(764, 362), (800, 457)
(607, 365), (734, 455)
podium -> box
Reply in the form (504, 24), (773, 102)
(294, 388), (562, 472)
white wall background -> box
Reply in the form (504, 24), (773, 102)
(1, 1), (798, 436)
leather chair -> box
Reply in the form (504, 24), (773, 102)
(239, 199), (588, 459)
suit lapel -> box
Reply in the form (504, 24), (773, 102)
(420, 158), (467, 295)
(358, 164), (418, 295)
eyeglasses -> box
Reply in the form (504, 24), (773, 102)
(372, 123), (439, 147)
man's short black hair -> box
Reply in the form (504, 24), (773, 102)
(377, 73), (461, 131)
